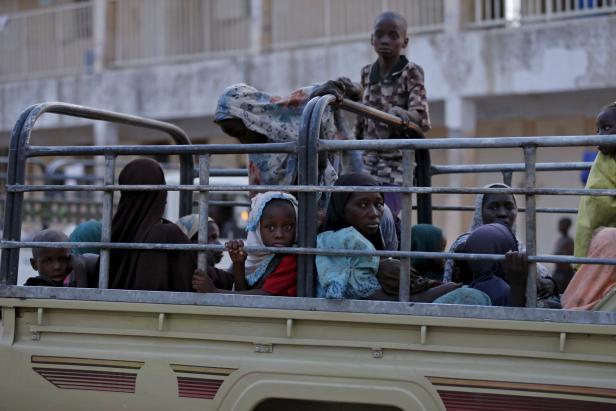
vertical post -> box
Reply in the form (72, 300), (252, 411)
(93, 0), (108, 72)
(197, 154), (210, 271)
(523, 145), (538, 308)
(475, 0), (482, 24)
(250, 0), (264, 53)
(399, 149), (414, 302)
(324, 0), (331, 40)
(297, 98), (317, 297)
(98, 154), (115, 289)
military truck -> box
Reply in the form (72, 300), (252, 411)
(0, 99), (615, 411)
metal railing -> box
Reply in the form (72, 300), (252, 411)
(466, 0), (616, 28)
(269, 0), (444, 50)
(0, 2), (94, 82)
(111, 0), (252, 67)
(2, 100), (616, 319)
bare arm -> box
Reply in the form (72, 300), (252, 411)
(226, 240), (248, 291)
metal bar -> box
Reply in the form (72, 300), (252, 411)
(339, 99), (425, 138)
(399, 150), (414, 302)
(524, 146), (538, 308)
(1, 285), (616, 326)
(98, 155), (115, 289)
(296, 96), (319, 298)
(304, 95), (335, 297)
(20, 102), (191, 147)
(5, 241), (616, 266)
(24, 135), (616, 157)
(27, 142), (296, 157)
(319, 134), (616, 150)
(9, 184), (616, 197)
(1, 106), (37, 285)
(197, 154), (209, 271)
(431, 161), (592, 175)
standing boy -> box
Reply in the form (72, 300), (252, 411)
(355, 11), (432, 226)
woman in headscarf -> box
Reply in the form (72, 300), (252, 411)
(316, 173), (460, 301)
(461, 223), (526, 306)
(562, 227), (616, 311)
(108, 158), (195, 291)
(411, 224), (446, 281)
(443, 182), (559, 307)
(193, 191), (299, 296)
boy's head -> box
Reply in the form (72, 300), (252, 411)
(30, 229), (72, 283)
(596, 102), (616, 155)
(558, 217), (572, 235)
(371, 11), (408, 61)
(259, 198), (296, 248)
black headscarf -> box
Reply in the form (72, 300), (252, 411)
(463, 223), (518, 306)
(109, 158), (195, 291)
(322, 173), (385, 250)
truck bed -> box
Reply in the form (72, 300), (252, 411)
(1, 287), (615, 410)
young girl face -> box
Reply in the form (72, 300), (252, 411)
(259, 200), (296, 247)
(481, 193), (517, 229)
(343, 192), (384, 237)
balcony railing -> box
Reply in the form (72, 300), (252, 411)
(269, 0), (445, 50)
(466, 0), (616, 29)
(111, 0), (252, 67)
(0, 2), (94, 82)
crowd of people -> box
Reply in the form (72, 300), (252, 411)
(23, 11), (616, 312)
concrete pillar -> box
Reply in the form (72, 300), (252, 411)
(444, 96), (477, 241)
(251, 0), (268, 52)
(444, 0), (467, 33)
(92, 0), (107, 72)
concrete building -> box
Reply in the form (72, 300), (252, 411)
(1, 0), (615, 252)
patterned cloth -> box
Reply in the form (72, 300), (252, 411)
(215, 83), (341, 205)
(355, 55), (431, 185)
(316, 226), (382, 299)
(244, 192), (298, 287)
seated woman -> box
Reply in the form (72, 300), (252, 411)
(460, 223), (526, 306)
(192, 192), (298, 297)
(316, 173), (460, 301)
(562, 227), (616, 311)
(108, 158), (195, 291)
(443, 182), (559, 307)
(411, 224), (446, 281)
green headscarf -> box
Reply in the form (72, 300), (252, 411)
(69, 220), (102, 255)
(411, 224), (444, 281)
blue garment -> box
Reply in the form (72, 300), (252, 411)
(433, 286), (492, 306)
(316, 227), (381, 299)
(463, 223), (518, 307)
(581, 150), (598, 186)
